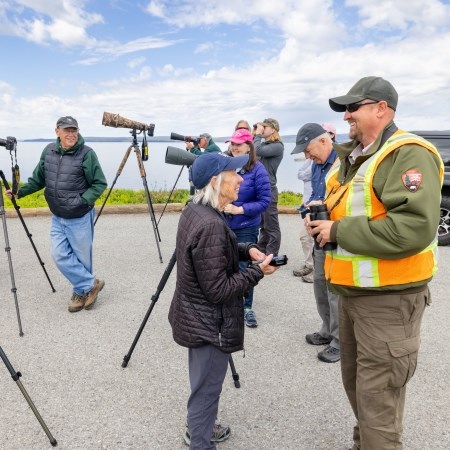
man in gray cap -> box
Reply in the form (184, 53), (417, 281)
(186, 132), (221, 155)
(291, 123), (339, 363)
(6, 116), (107, 313)
(309, 76), (443, 449)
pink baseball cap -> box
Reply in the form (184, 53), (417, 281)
(321, 122), (336, 135)
(225, 128), (253, 144)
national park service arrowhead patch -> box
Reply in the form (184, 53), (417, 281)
(401, 169), (422, 192)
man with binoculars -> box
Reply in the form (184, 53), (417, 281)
(291, 123), (340, 363)
(185, 133), (221, 155)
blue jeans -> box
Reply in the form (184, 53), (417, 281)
(50, 209), (95, 295)
(233, 226), (259, 310)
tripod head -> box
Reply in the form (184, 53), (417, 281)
(0, 136), (20, 194)
(0, 136), (17, 151)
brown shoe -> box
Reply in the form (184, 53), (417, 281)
(293, 266), (313, 277)
(68, 293), (86, 313)
(301, 272), (314, 283)
(84, 279), (105, 310)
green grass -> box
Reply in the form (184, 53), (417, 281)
(2, 186), (302, 208)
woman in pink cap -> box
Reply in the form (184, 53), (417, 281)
(224, 128), (271, 328)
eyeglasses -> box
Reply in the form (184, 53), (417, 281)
(345, 101), (379, 113)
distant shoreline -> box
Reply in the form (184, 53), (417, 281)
(22, 135), (299, 143)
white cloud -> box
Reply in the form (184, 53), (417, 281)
(128, 57), (146, 69)
(0, 1), (178, 61)
(346, 0), (450, 32)
(1, 0), (450, 139)
(195, 42), (213, 54)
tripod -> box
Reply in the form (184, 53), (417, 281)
(122, 250), (241, 388)
(0, 178), (24, 336)
(0, 171), (56, 293)
(0, 345), (57, 446)
(94, 129), (163, 263)
(157, 165), (185, 225)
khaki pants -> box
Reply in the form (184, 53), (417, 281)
(299, 216), (314, 269)
(339, 286), (430, 450)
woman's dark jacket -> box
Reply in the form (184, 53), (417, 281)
(168, 202), (264, 353)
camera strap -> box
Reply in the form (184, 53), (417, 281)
(9, 141), (20, 195)
(324, 183), (349, 215)
(141, 133), (149, 161)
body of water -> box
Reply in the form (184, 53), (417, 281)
(0, 137), (347, 195)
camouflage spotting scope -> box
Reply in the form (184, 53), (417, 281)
(102, 112), (155, 135)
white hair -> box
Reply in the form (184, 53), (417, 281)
(193, 172), (223, 209)
(311, 131), (332, 145)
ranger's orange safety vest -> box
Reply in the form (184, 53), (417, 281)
(324, 130), (444, 288)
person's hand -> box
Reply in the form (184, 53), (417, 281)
(249, 246), (265, 261)
(255, 123), (265, 135)
(223, 204), (243, 215)
(309, 220), (334, 247)
(248, 248), (278, 275)
(257, 254), (278, 275)
(4, 189), (16, 200)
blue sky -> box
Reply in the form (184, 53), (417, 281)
(1, 0), (450, 139)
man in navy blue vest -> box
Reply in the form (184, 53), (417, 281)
(6, 116), (107, 312)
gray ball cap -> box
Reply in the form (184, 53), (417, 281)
(291, 123), (326, 155)
(329, 76), (398, 112)
(56, 116), (79, 129)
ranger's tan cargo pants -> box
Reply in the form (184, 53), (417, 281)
(339, 286), (430, 450)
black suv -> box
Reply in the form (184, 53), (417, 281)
(414, 131), (450, 246)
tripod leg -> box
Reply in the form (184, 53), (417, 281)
(0, 346), (57, 446)
(0, 171), (56, 293)
(0, 185), (24, 336)
(94, 145), (133, 226)
(122, 251), (177, 368)
(228, 355), (241, 388)
(133, 146), (163, 263)
(157, 165), (184, 226)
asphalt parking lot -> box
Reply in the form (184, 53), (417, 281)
(0, 210), (449, 450)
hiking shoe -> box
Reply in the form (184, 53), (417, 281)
(183, 423), (231, 445)
(68, 293), (86, 313)
(302, 272), (314, 283)
(318, 345), (340, 363)
(84, 278), (105, 310)
(293, 266), (313, 277)
(305, 332), (332, 346)
(244, 309), (258, 328)
(212, 422), (231, 443)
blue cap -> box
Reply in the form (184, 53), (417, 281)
(190, 152), (249, 189)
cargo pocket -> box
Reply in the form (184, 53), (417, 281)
(387, 335), (420, 388)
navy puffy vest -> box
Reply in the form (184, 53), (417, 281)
(43, 143), (93, 218)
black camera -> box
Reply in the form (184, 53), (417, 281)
(250, 254), (288, 267)
(297, 204), (310, 219)
(309, 204), (337, 251)
(269, 255), (288, 266)
(170, 132), (201, 146)
(0, 136), (17, 151)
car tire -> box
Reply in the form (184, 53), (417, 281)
(438, 195), (450, 246)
